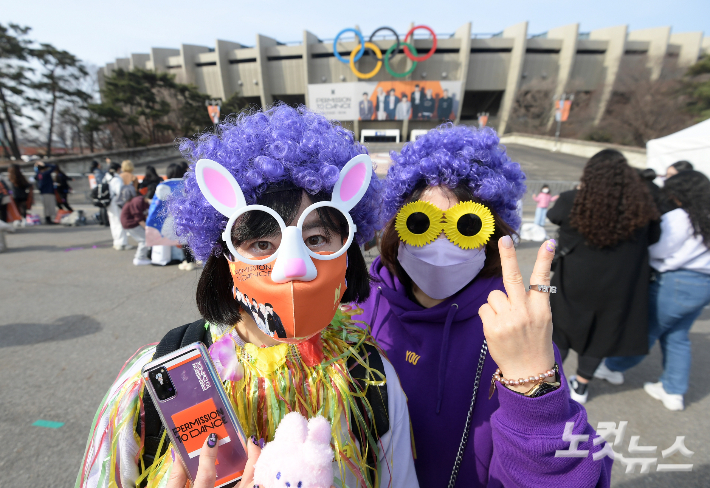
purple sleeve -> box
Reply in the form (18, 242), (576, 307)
(487, 346), (612, 487)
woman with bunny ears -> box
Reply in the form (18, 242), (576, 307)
(77, 106), (419, 488)
(356, 124), (612, 487)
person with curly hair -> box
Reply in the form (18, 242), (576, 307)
(599, 170), (710, 411)
(77, 105), (418, 488)
(355, 124), (611, 487)
(548, 149), (660, 404)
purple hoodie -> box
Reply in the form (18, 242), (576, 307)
(355, 257), (612, 487)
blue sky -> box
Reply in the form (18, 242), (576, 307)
(3, 0), (709, 67)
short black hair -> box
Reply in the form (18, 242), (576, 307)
(196, 190), (372, 326)
(671, 160), (694, 172)
(362, 92), (368, 96)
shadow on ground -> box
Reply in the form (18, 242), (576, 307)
(0, 315), (102, 347)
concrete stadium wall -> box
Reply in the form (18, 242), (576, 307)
(500, 133), (647, 168)
(100, 23), (708, 142)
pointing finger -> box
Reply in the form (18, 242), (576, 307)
(529, 239), (556, 304)
(194, 433), (219, 488)
(238, 437), (262, 487)
(497, 236), (526, 304)
(165, 449), (188, 488)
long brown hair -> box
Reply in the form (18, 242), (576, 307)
(570, 149), (658, 248)
(7, 164), (29, 188)
(378, 182), (514, 297)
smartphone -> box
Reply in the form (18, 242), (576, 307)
(141, 342), (248, 486)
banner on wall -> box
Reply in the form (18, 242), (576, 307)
(308, 81), (461, 121)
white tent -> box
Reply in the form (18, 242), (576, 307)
(647, 119), (710, 178)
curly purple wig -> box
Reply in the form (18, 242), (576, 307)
(383, 123), (526, 228)
(168, 105), (382, 261)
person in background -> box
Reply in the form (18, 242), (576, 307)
(665, 160), (693, 178)
(102, 161), (119, 183)
(139, 165), (162, 193)
(375, 86), (387, 121)
(7, 164), (31, 218)
(384, 88), (399, 120)
(34, 162), (57, 225)
(359, 91), (374, 120)
(90, 160), (106, 186)
(120, 183), (156, 266)
(410, 84), (424, 119)
(53, 165), (73, 212)
(420, 89), (435, 120)
(531, 184), (559, 226)
(166, 162), (187, 180)
(395, 93), (411, 120)
(599, 171), (710, 411)
(106, 161), (129, 250)
(638, 168), (661, 209)
(548, 149), (660, 404)
(437, 89), (453, 120)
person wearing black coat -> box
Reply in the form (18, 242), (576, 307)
(548, 149), (660, 404)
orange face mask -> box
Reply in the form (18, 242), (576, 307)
(228, 253), (347, 344)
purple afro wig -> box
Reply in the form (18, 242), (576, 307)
(383, 123), (526, 229)
(168, 105), (382, 261)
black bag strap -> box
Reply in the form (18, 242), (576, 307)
(137, 319), (210, 483)
(348, 342), (389, 485)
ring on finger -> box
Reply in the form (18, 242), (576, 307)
(529, 284), (556, 293)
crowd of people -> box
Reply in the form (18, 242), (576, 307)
(545, 156), (709, 412)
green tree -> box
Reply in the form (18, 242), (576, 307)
(0, 23), (34, 159)
(31, 44), (89, 156)
(685, 55), (710, 120)
(221, 91), (249, 119)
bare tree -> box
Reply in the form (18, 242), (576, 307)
(600, 65), (694, 147)
(507, 78), (557, 135)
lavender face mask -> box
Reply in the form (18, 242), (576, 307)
(397, 237), (486, 300)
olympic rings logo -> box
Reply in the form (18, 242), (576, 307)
(332, 25), (438, 79)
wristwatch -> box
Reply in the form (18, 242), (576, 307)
(504, 363), (561, 398)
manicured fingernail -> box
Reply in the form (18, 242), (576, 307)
(250, 435), (259, 446)
(207, 433), (217, 448)
(501, 235), (513, 249)
(546, 239), (557, 252)
(171, 449), (175, 462)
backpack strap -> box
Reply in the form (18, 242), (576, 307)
(348, 342), (389, 485)
(137, 319), (210, 484)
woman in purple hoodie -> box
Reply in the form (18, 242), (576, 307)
(356, 124), (611, 487)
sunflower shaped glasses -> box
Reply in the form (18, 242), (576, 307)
(395, 200), (495, 249)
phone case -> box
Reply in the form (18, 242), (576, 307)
(141, 342), (248, 486)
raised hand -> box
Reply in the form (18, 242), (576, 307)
(479, 236), (557, 393)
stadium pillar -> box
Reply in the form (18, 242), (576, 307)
(546, 24), (579, 131)
(453, 22), (472, 125)
(256, 34), (278, 108)
(590, 25), (627, 126)
(497, 21), (528, 135)
(628, 27), (671, 81)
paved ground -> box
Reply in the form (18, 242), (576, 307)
(1, 145), (707, 487)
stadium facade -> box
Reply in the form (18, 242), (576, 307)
(99, 22), (709, 141)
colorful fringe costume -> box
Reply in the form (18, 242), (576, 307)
(76, 307), (417, 488)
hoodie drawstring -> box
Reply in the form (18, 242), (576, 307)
(436, 303), (459, 414)
(370, 286), (383, 339)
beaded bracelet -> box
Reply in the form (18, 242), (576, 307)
(488, 363), (558, 399)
